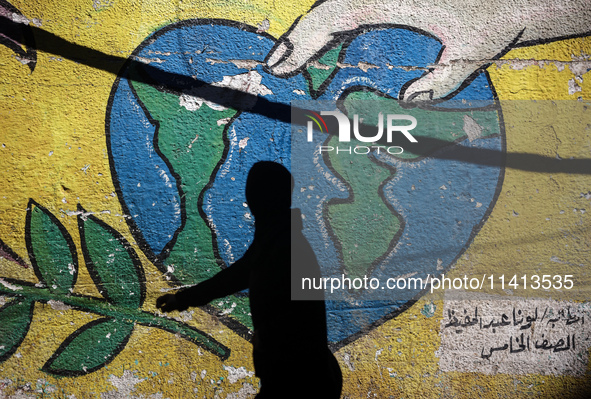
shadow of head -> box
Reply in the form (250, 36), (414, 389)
(245, 161), (293, 219)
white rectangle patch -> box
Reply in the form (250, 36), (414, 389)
(437, 294), (591, 376)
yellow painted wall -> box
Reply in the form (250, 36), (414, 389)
(1, 1), (590, 397)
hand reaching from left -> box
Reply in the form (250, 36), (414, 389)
(156, 293), (188, 313)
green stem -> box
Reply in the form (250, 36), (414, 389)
(0, 282), (230, 360)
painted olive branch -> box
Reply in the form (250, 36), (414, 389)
(0, 280), (230, 360)
(0, 200), (230, 377)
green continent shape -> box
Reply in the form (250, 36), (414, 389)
(326, 137), (401, 280)
(328, 92), (500, 278)
(130, 78), (233, 283)
(130, 79), (253, 329)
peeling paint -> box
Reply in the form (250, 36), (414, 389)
(463, 114), (484, 142)
(421, 302), (436, 318)
(225, 383), (257, 399)
(102, 371), (146, 398)
(568, 78), (583, 95)
(47, 300), (72, 311)
(256, 19), (270, 33)
(222, 366), (254, 384)
(180, 71), (272, 112)
(238, 137), (249, 150)
(341, 352), (355, 371)
(92, 0), (114, 12)
(0, 278), (23, 291)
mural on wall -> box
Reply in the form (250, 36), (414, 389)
(0, 0), (590, 397)
(106, 17), (503, 347)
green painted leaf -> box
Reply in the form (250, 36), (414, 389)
(148, 319), (231, 360)
(78, 208), (145, 308)
(43, 317), (134, 376)
(0, 298), (34, 362)
(25, 200), (78, 294)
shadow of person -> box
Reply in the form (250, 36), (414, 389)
(157, 161), (342, 398)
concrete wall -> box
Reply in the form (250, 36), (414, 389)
(1, 0), (590, 397)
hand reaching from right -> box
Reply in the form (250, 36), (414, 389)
(266, 0), (591, 102)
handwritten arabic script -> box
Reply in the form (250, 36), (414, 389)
(437, 296), (591, 376)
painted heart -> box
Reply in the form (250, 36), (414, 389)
(106, 19), (504, 346)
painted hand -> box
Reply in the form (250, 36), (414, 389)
(266, 0), (590, 102)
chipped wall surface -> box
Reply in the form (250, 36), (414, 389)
(0, 0), (590, 398)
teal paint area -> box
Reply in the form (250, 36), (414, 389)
(421, 303), (436, 318)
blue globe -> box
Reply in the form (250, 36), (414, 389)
(106, 20), (504, 345)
